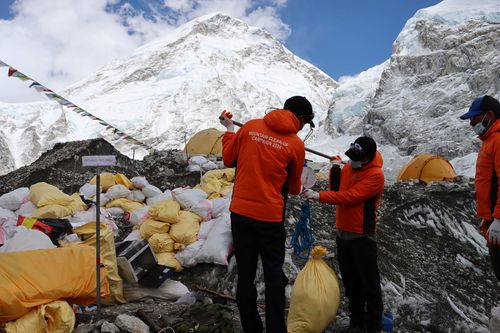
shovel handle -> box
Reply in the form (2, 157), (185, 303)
(219, 117), (331, 160)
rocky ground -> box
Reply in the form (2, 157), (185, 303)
(1, 138), (499, 332)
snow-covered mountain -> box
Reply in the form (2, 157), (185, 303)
(1, 0), (499, 180)
(0, 13), (338, 175)
(321, 0), (500, 174)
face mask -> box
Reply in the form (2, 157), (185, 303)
(349, 159), (363, 169)
(473, 114), (491, 136)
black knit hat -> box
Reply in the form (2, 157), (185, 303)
(284, 96), (315, 128)
(345, 136), (377, 161)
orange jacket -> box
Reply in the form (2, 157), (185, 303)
(475, 120), (500, 220)
(222, 109), (305, 222)
(319, 151), (384, 234)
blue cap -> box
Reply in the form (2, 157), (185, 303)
(460, 96), (485, 120)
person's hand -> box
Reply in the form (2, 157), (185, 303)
(487, 218), (500, 247)
(330, 155), (344, 166)
(302, 189), (319, 201)
(219, 110), (234, 132)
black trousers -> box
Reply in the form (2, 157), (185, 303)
(489, 245), (500, 281)
(231, 212), (288, 333)
(337, 236), (383, 331)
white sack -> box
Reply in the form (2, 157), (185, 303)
(202, 161), (218, 171)
(106, 184), (131, 200)
(98, 193), (111, 206)
(175, 240), (205, 268)
(127, 190), (146, 203)
(172, 188), (208, 210)
(189, 156), (208, 166)
(69, 206), (117, 230)
(0, 208), (18, 245)
(0, 187), (29, 211)
(146, 191), (173, 206)
(142, 184), (162, 198)
(187, 164), (202, 172)
(106, 207), (125, 217)
(198, 219), (216, 240)
(15, 201), (37, 217)
(0, 226), (56, 253)
(195, 213), (232, 266)
(123, 279), (189, 302)
(80, 183), (101, 198)
(131, 176), (149, 189)
(211, 197), (231, 218)
(129, 207), (149, 226)
(189, 199), (212, 221)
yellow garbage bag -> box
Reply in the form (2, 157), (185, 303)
(169, 211), (201, 245)
(90, 173), (115, 191)
(69, 193), (88, 213)
(148, 200), (181, 224)
(5, 300), (75, 333)
(114, 173), (133, 189)
(31, 204), (73, 219)
(156, 252), (183, 272)
(148, 233), (174, 253)
(0, 244), (109, 323)
(28, 182), (73, 208)
(106, 198), (144, 213)
(72, 222), (126, 305)
(287, 246), (340, 333)
(199, 168), (235, 195)
(140, 219), (170, 239)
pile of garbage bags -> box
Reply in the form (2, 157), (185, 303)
(0, 167), (236, 331)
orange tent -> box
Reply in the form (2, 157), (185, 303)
(397, 154), (456, 184)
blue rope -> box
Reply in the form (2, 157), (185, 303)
(290, 201), (315, 259)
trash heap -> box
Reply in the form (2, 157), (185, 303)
(0, 157), (237, 332)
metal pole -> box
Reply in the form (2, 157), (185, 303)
(95, 171), (101, 320)
(229, 119), (332, 160)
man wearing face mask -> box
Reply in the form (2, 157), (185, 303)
(459, 95), (500, 281)
(302, 136), (384, 333)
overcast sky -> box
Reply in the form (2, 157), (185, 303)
(0, 0), (441, 103)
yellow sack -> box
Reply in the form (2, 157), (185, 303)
(28, 182), (73, 207)
(114, 173), (133, 189)
(106, 198), (144, 213)
(31, 204), (73, 219)
(72, 222), (126, 305)
(156, 252), (183, 272)
(140, 219), (170, 239)
(0, 244), (109, 323)
(5, 300), (75, 333)
(169, 211), (201, 245)
(148, 233), (174, 253)
(90, 173), (115, 191)
(287, 246), (340, 333)
(69, 193), (88, 213)
(148, 200), (181, 224)
(199, 168), (235, 195)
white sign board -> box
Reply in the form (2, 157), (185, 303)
(82, 155), (116, 167)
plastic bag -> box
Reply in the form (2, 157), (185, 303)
(287, 245), (340, 333)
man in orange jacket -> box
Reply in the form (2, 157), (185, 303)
(459, 95), (500, 281)
(219, 96), (314, 333)
(303, 136), (384, 333)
